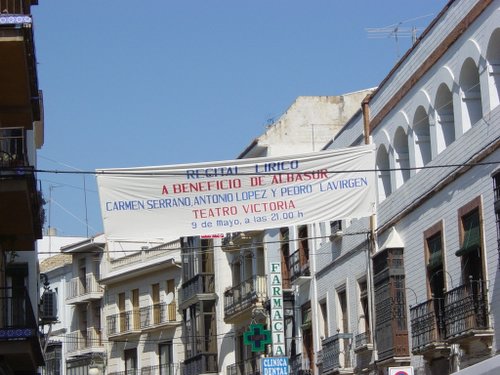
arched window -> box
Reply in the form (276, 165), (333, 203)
(393, 127), (410, 188)
(486, 28), (500, 110)
(435, 83), (455, 154)
(413, 106), (431, 170)
(376, 144), (391, 202)
(459, 57), (482, 131)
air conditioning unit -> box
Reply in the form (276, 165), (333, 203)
(40, 290), (58, 323)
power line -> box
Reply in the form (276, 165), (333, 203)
(3, 159), (500, 177)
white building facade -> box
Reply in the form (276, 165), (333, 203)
(315, 0), (500, 374)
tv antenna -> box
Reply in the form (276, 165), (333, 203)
(366, 14), (433, 59)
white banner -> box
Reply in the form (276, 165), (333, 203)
(96, 145), (376, 241)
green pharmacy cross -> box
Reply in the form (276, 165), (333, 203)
(243, 324), (272, 353)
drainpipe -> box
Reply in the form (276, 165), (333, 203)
(362, 96), (379, 367)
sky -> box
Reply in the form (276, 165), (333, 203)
(31, 0), (448, 238)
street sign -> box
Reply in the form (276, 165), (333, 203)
(389, 366), (414, 375)
(261, 357), (289, 375)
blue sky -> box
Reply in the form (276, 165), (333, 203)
(32, 0), (447, 237)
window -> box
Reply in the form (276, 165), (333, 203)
(125, 348), (137, 374)
(424, 222), (445, 299)
(330, 220), (343, 236)
(167, 279), (176, 321)
(337, 288), (349, 334)
(152, 283), (160, 324)
(298, 225), (310, 269)
(493, 171), (500, 267)
(280, 228), (291, 289)
(358, 279), (370, 336)
(457, 197), (484, 284)
(132, 289), (140, 329)
(159, 342), (173, 375)
(319, 300), (329, 339)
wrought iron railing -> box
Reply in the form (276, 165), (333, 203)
(109, 241), (179, 271)
(65, 327), (103, 354)
(140, 302), (177, 328)
(354, 330), (372, 350)
(0, 0), (31, 15)
(140, 364), (181, 375)
(180, 273), (215, 303)
(289, 354), (311, 375)
(0, 287), (38, 339)
(106, 310), (140, 336)
(226, 356), (260, 375)
(410, 298), (445, 352)
(182, 353), (218, 375)
(0, 127), (27, 168)
(66, 275), (103, 300)
(108, 370), (139, 375)
(223, 275), (267, 318)
(321, 333), (353, 372)
(443, 279), (489, 339)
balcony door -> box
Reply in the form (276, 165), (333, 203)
(124, 348), (137, 375)
(159, 342), (173, 375)
(152, 283), (160, 324)
(5, 263), (28, 327)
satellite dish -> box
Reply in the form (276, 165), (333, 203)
(165, 292), (174, 305)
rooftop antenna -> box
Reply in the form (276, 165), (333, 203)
(366, 14), (433, 59)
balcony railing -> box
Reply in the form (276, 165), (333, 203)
(321, 333), (353, 373)
(288, 249), (310, 283)
(66, 275), (103, 301)
(410, 298), (445, 353)
(140, 302), (177, 328)
(106, 310), (141, 336)
(0, 287), (38, 339)
(354, 330), (372, 351)
(224, 275), (267, 318)
(0, 0), (31, 15)
(140, 364), (181, 375)
(182, 353), (218, 375)
(289, 354), (311, 375)
(109, 241), (180, 271)
(0, 127), (27, 168)
(226, 356), (260, 375)
(65, 327), (103, 355)
(444, 279), (490, 340)
(180, 273), (215, 304)
(108, 370), (139, 375)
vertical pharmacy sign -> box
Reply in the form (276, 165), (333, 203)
(270, 262), (285, 356)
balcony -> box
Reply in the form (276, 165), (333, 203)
(321, 333), (353, 374)
(140, 302), (180, 331)
(223, 275), (267, 323)
(0, 127), (43, 250)
(140, 364), (182, 375)
(410, 298), (447, 356)
(289, 354), (312, 375)
(106, 310), (141, 339)
(354, 330), (373, 353)
(443, 280), (493, 343)
(0, 1), (41, 127)
(66, 275), (104, 304)
(182, 353), (218, 375)
(288, 249), (311, 285)
(179, 273), (215, 309)
(0, 287), (44, 372)
(65, 327), (105, 357)
(226, 356), (260, 375)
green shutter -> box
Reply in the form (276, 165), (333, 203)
(427, 234), (443, 269)
(456, 212), (480, 257)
